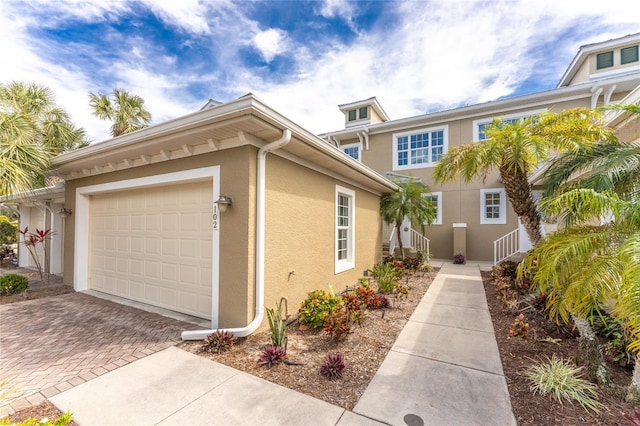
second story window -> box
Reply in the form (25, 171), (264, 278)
(597, 51), (614, 69)
(473, 109), (545, 142)
(359, 107), (368, 119)
(341, 143), (360, 161)
(621, 45), (639, 65)
(348, 110), (357, 121)
(392, 126), (448, 171)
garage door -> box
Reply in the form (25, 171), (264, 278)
(89, 181), (213, 319)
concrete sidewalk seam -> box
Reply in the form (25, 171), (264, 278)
(153, 369), (241, 425)
(389, 348), (508, 378)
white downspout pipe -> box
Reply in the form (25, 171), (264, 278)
(182, 129), (292, 340)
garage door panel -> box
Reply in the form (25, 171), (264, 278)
(89, 181), (213, 319)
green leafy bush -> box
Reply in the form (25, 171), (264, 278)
(525, 355), (603, 412)
(0, 412), (73, 426)
(0, 216), (17, 247)
(0, 274), (28, 296)
(201, 330), (235, 354)
(298, 289), (343, 329)
(266, 303), (287, 347)
(371, 262), (400, 294)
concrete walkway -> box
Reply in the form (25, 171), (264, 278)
(49, 261), (516, 426)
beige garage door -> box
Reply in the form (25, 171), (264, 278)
(89, 181), (213, 319)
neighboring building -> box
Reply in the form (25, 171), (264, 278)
(321, 32), (640, 263)
(1, 94), (396, 338)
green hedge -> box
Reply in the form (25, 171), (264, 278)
(0, 274), (28, 296)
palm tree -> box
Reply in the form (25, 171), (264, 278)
(380, 179), (437, 259)
(521, 103), (640, 388)
(0, 81), (87, 195)
(433, 108), (615, 246)
(89, 89), (151, 137)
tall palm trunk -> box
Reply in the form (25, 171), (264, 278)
(499, 166), (543, 246)
(395, 221), (405, 259)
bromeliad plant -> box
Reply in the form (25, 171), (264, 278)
(320, 352), (346, 380)
(258, 344), (287, 368)
(18, 227), (52, 283)
(201, 330), (235, 354)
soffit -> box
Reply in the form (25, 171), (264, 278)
(51, 95), (396, 193)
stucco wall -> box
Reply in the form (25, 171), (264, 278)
(262, 153), (382, 331)
(61, 146), (256, 328)
(357, 98), (594, 261)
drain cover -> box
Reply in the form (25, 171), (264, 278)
(403, 413), (424, 426)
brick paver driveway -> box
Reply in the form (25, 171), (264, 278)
(0, 292), (199, 414)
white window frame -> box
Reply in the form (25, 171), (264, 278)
(424, 192), (442, 225)
(335, 185), (355, 274)
(472, 109), (546, 142)
(392, 125), (448, 171)
(480, 188), (506, 224)
(341, 142), (361, 162)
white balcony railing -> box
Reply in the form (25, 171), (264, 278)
(493, 228), (519, 265)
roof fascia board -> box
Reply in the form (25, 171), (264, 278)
(53, 95), (257, 167)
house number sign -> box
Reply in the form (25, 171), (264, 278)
(213, 205), (219, 230)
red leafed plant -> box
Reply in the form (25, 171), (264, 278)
(18, 227), (53, 283)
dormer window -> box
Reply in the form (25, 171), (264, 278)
(359, 107), (368, 119)
(348, 110), (357, 121)
(596, 51), (614, 69)
(621, 45), (639, 65)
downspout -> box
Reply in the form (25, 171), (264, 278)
(182, 129), (292, 340)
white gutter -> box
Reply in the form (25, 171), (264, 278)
(181, 129), (292, 340)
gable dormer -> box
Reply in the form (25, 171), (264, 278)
(558, 32), (640, 87)
(338, 97), (390, 128)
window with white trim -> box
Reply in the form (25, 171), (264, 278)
(341, 143), (361, 161)
(335, 185), (355, 273)
(392, 126), (448, 171)
(480, 188), (506, 224)
(473, 109), (545, 142)
(424, 192), (442, 225)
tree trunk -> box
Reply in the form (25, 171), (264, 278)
(499, 166), (543, 246)
(573, 316), (611, 386)
(395, 221), (404, 259)
(627, 357), (640, 402)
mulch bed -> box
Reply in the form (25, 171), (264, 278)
(482, 270), (638, 425)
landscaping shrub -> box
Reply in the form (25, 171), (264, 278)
(266, 303), (287, 347)
(320, 352), (345, 380)
(201, 330), (235, 354)
(0, 412), (74, 426)
(525, 355), (603, 412)
(509, 313), (530, 339)
(371, 262), (400, 294)
(258, 345), (286, 368)
(298, 289), (343, 329)
(323, 309), (352, 343)
(0, 274), (28, 296)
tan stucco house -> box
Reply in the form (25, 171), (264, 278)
(322, 32), (640, 263)
(2, 94), (396, 339)
(3, 32), (638, 335)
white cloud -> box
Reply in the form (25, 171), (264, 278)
(253, 28), (288, 63)
(2, 0), (638, 142)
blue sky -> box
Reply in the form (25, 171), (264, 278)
(1, 0), (638, 142)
